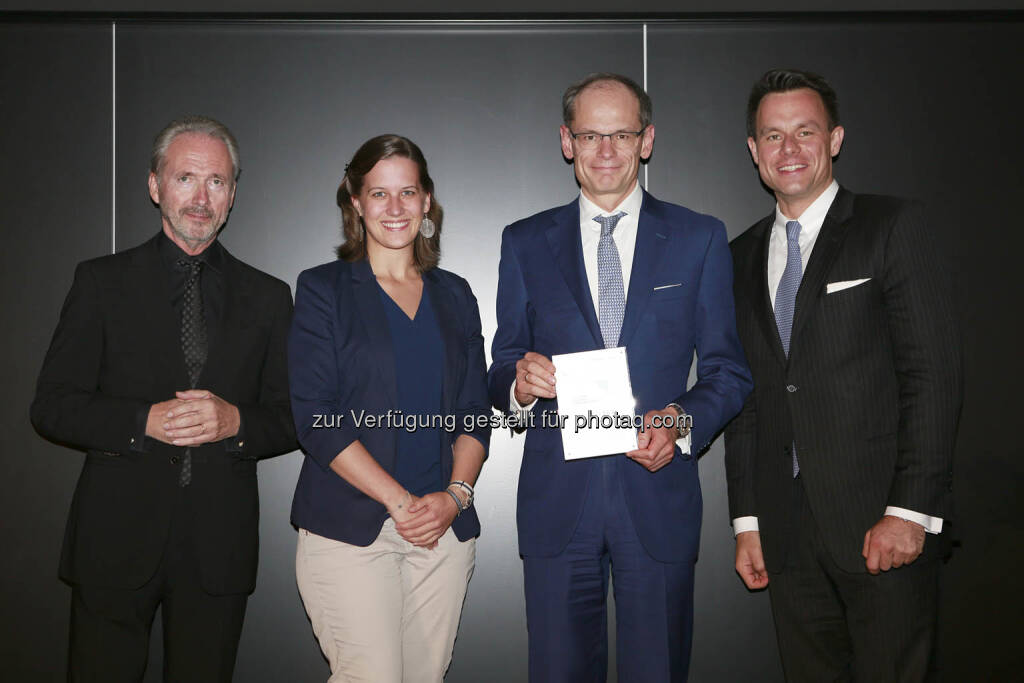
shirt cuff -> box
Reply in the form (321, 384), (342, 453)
(885, 506), (943, 534)
(509, 380), (538, 422)
(732, 516), (759, 536)
(224, 412), (246, 454)
(676, 432), (691, 455)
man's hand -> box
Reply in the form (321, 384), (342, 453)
(145, 398), (187, 444)
(735, 530), (769, 590)
(161, 390), (240, 447)
(514, 351), (556, 406)
(862, 515), (926, 575)
(626, 408), (677, 472)
(394, 492), (460, 549)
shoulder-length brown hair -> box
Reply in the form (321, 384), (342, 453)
(335, 134), (442, 271)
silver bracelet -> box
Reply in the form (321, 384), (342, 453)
(444, 488), (464, 515)
(448, 480), (474, 508)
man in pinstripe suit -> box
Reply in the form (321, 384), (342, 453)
(725, 69), (962, 682)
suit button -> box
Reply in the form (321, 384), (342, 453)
(786, 384), (798, 393)
(129, 437), (136, 445)
(170, 456), (179, 465)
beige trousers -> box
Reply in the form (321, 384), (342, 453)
(296, 520), (475, 683)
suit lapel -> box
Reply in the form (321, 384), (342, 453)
(351, 260), (398, 405)
(201, 251), (244, 390)
(790, 188), (855, 350)
(128, 236), (191, 389)
(424, 271), (461, 416)
(751, 215), (788, 367)
(545, 201), (603, 348)
(619, 191), (668, 348)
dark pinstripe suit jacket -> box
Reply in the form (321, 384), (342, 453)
(724, 187), (962, 573)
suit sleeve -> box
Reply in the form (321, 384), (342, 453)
(881, 202), (961, 516)
(723, 237), (759, 520)
(449, 277), (492, 456)
(288, 269), (363, 471)
(487, 226), (532, 414)
(232, 281), (297, 459)
(30, 262), (151, 453)
(671, 220), (754, 453)
(724, 390), (759, 520)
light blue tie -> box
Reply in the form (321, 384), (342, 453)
(775, 220), (802, 476)
(595, 212), (627, 349)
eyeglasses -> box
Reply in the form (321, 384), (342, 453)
(568, 129), (646, 150)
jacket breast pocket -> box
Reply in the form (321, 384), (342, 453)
(650, 283), (691, 313)
(651, 283), (686, 298)
(823, 278), (875, 308)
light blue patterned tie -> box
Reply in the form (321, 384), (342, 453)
(595, 212), (627, 349)
(775, 220), (802, 476)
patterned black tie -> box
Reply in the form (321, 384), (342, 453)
(178, 258), (207, 486)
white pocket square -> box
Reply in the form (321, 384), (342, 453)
(826, 278), (871, 294)
(653, 283), (683, 291)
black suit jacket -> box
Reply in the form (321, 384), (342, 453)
(725, 188), (962, 573)
(31, 233), (296, 594)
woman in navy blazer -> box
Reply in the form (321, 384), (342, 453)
(288, 135), (490, 682)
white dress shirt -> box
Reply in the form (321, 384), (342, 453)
(510, 181), (691, 454)
(578, 181), (642, 315)
(733, 180), (942, 536)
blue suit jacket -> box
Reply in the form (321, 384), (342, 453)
(488, 191), (752, 562)
(289, 259), (491, 546)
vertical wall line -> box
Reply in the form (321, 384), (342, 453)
(111, 21), (116, 254)
(643, 23), (648, 191)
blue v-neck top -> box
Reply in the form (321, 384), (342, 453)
(378, 284), (444, 497)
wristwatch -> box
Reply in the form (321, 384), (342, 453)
(666, 403), (692, 439)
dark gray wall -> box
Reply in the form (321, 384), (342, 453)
(4, 15), (1021, 683)
(0, 23), (112, 680)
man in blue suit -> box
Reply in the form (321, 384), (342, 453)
(488, 73), (752, 682)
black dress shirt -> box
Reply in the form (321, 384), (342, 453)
(132, 231), (243, 452)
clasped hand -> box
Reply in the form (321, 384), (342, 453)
(388, 491), (460, 549)
(146, 389), (240, 447)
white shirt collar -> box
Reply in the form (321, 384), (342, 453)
(774, 179), (840, 235)
(579, 180), (643, 228)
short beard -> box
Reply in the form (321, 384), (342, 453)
(164, 207), (220, 248)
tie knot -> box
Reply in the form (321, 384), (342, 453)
(177, 258), (203, 276)
(785, 220), (801, 242)
(594, 212), (626, 237)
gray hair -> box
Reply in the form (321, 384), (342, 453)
(150, 115), (241, 182)
(562, 72), (653, 130)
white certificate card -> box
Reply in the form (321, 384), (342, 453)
(552, 347), (639, 460)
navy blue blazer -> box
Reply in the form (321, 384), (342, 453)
(289, 259), (491, 545)
(488, 191), (752, 562)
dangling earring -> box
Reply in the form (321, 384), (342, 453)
(419, 213), (436, 239)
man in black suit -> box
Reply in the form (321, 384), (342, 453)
(725, 69), (962, 682)
(31, 115), (296, 681)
